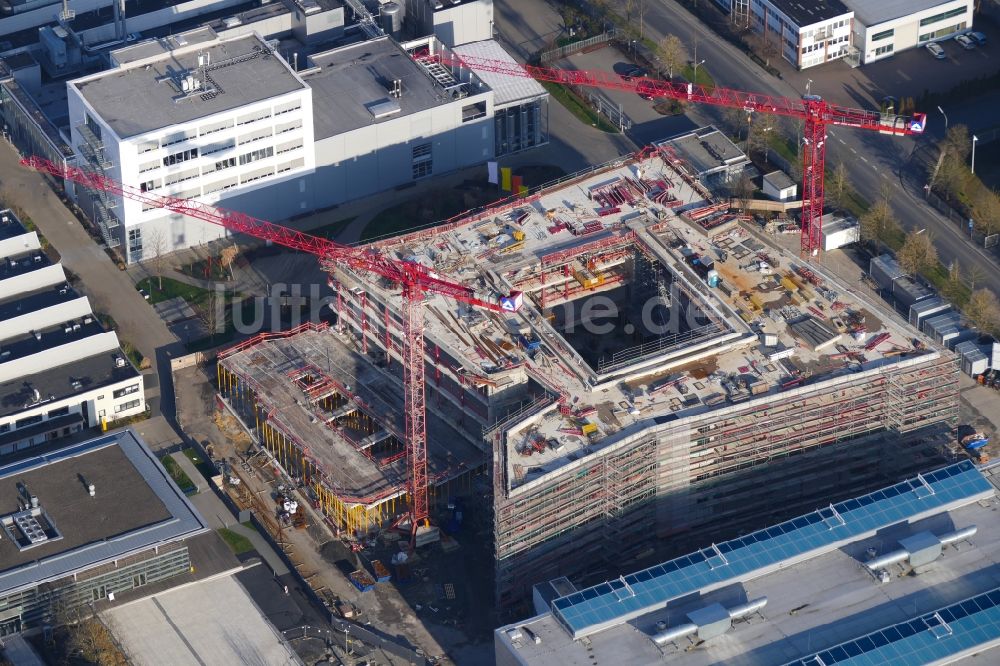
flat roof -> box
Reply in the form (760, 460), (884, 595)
(849, 0), (948, 28)
(0, 430), (208, 595)
(0, 284), (80, 323)
(656, 127), (750, 178)
(0, 350), (140, 418)
(497, 462), (1000, 665)
(453, 40), (547, 106)
(0, 251), (50, 283)
(305, 36), (467, 140)
(0, 211), (29, 242)
(109, 27), (220, 65)
(74, 33), (306, 139)
(763, 170), (795, 190)
(0, 319), (105, 364)
(770, 0), (852, 27)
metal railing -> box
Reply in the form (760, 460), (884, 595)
(540, 28), (617, 64)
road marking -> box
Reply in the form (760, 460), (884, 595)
(850, 148), (857, 154)
(838, 138), (846, 144)
(860, 156), (868, 163)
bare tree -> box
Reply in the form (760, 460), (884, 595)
(943, 124), (972, 162)
(944, 261), (963, 301)
(971, 188), (1000, 236)
(747, 33), (779, 67)
(220, 245), (240, 281)
(732, 171), (755, 211)
(656, 35), (687, 80)
(968, 264), (986, 291)
(746, 112), (777, 157)
(897, 231), (938, 276)
(145, 227), (168, 291)
(965, 288), (1000, 337)
(827, 162), (849, 212)
(198, 287), (229, 342)
(859, 200), (900, 254)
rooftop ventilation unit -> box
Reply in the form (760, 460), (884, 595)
(864, 526), (977, 576)
(651, 597), (768, 647)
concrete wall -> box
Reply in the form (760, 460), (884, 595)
(432, 0), (493, 46)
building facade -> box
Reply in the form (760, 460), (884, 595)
(0, 208), (145, 456)
(716, 0), (854, 69)
(851, 0), (975, 64)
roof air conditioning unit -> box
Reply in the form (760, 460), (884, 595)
(115, 356), (126, 367)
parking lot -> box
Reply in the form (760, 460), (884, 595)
(779, 20), (1000, 114)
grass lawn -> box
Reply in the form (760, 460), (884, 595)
(183, 447), (216, 480)
(539, 81), (619, 133)
(308, 216), (357, 240)
(160, 455), (196, 494)
(680, 64), (716, 88)
(137, 276), (212, 307)
(217, 527), (255, 555)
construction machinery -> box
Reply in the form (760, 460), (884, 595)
(412, 49), (928, 259)
(20, 156), (521, 552)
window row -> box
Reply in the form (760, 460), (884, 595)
(163, 147), (199, 167)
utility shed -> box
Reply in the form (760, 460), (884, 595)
(789, 315), (841, 352)
(909, 297), (950, 330)
(955, 341), (988, 377)
(762, 170), (797, 201)
(946, 328), (978, 351)
(922, 311), (962, 338)
(869, 255), (905, 292)
(820, 214), (858, 251)
(892, 276), (933, 310)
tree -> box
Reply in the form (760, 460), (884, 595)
(827, 162), (849, 212)
(197, 287), (229, 342)
(968, 264), (986, 291)
(746, 112), (777, 158)
(943, 261), (963, 301)
(965, 289), (1000, 337)
(220, 245), (240, 281)
(897, 231), (938, 276)
(144, 227), (168, 291)
(943, 124), (972, 162)
(656, 35), (686, 80)
(971, 188), (1000, 236)
(747, 33), (779, 67)
(732, 171), (755, 211)
(859, 199), (900, 254)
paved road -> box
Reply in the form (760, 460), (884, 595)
(519, 0), (1000, 296)
(0, 141), (185, 419)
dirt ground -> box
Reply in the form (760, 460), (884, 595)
(173, 364), (497, 664)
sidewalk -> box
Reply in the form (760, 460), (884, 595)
(172, 450), (293, 577)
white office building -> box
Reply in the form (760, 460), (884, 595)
(67, 31), (315, 262)
(850, 0), (974, 64)
(65, 28), (547, 262)
(0, 209), (145, 456)
(715, 0), (854, 69)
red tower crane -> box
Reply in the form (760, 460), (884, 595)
(19, 156), (521, 551)
(415, 51), (928, 257)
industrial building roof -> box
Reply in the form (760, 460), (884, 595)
(656, 127), (750, 180)
(305, 36), (481, 140)
(0, 430), (208, 595)
(453, 40), (548, 106)
(847, 0), (948, 28)
(496, 462), (1000, 664)
(109, 27), (220, 65)
(769, 0), (852, 27)
(74, 33), (306, 139)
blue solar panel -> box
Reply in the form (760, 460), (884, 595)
(786, 586), (1000, 666)
(551, 462), (994, 638)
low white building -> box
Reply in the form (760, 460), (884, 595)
(762, 170), (797, 201)
(849, 0), (974, 64)
(821, 212), (859, 251)
(0, 209), (145, 456)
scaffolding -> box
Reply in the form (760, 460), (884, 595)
(493, 352), (959, 609)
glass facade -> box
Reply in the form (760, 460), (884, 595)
(0, 545), (191, 631)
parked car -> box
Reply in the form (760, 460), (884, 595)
(969, 31), (987, 46)
(620, 66), (646, 82)
(925, 42), (946, 59)
(954, 34), (975, 50)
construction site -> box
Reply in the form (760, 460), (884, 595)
(213, 139), (960, 614)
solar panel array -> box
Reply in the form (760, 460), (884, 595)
(551, 461), (994, 638)
(786, 587), (1000, 666)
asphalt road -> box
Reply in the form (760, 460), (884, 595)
(498, 0), (1000, 296)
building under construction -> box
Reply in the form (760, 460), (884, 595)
(216, 136), (959, 612)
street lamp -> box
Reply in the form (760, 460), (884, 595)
(693, 59), (706, 84)
(971, 135), (979, 175)
(936, 106), (948, 131)
(806, 79), (813, 97)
